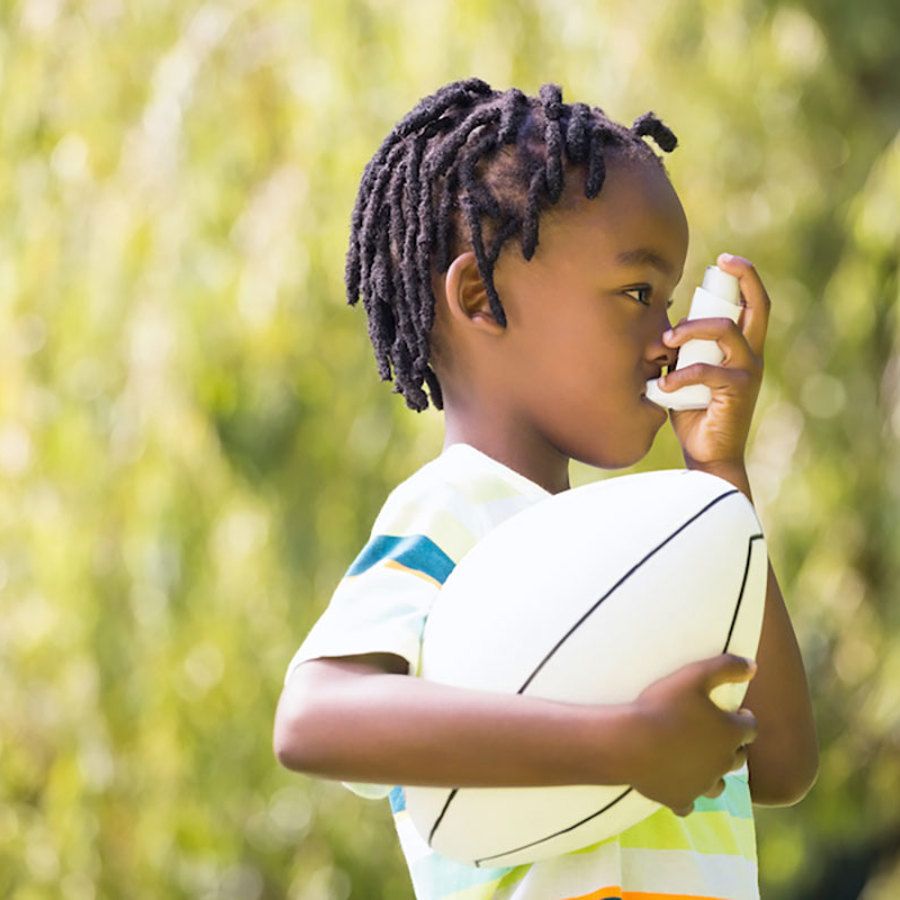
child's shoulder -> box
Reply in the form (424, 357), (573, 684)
(371, 444), (548, 563)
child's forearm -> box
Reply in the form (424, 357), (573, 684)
(273, 650), (758, 817)
(743, 563), (818, 804)
(274, 654), (641, 789)
(686, 459), (819, 805)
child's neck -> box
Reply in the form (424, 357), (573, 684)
(442, 413), (571, 495)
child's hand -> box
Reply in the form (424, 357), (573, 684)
(630, 653), (758, 816)
(658, 254), (770, 471)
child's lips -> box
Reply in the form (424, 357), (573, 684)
(641, 386), (667, 411)
(641, 371), (667, 406)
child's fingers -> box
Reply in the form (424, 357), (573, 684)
(663, 317), (761, 371)
(658, 362), (755, 395)
(729, 744), (750, 772)
(699, 653), (758, 690)
(726, 708), (759, 749)
(664, 317), (744, 349)
(703, 778), (727, 799)
(715, 253), (771, 359)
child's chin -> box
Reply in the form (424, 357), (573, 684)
(578, 443), (651, 471)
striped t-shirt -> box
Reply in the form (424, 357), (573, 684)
(286, 443), (759, 900)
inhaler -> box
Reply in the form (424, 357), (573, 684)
(645, 265), (742, 410)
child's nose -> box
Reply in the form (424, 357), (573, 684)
(650, 322), (677, 370)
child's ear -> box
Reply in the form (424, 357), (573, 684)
(443, 252), (505, 334)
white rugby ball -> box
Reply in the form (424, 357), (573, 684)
(404, 469), (767, 868)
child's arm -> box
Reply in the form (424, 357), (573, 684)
(274, 650), (758, 816)
(658, 253), (819, 806)
(741, 552), (818, 805)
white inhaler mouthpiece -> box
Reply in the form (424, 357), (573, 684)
(645, 265), (742, 410)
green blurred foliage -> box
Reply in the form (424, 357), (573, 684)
(1, 0), (898, 897)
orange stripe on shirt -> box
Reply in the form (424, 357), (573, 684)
(563, 892), (728, 900)
(622, 893), (728, 900)
(382, 558), (443, 588)
(561, 889), (623, 900)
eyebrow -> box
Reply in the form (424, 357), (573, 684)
(615, 248), (676, 276)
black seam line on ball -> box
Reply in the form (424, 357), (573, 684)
(517, 489), (741, 695)
(473, 787), (634, 868)
(428, 487), (744, 851)
(722, 533), (765, 653)
(429, 788), (459, 846)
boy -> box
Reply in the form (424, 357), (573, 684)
(274, 79), (818, 899)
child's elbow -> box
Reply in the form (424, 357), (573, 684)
(273, 653), (402, 775)
(272, 671), (331, 774)
(273, 695), (309, 773)
(272, 704), (308, 772)
(750, 747), (819, 807)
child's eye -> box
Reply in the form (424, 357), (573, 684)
(624, 286), (652, 306)
(623, 287), (676, 310)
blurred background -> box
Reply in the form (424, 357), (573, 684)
(1, 0), (899, 897)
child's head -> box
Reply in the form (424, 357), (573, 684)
(345, 78), (680, 416)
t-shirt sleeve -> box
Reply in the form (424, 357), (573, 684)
(284, 469), (486, 684)
(283, 477), (484, 801)
(283, 531), (457, 680)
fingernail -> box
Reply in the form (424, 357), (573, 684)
(663, 329), (675, 343)
(717, 252), (734, 265)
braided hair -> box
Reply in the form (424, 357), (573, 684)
(345, 78), (678, 411)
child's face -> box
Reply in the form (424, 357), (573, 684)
(488, 157), (689, 470)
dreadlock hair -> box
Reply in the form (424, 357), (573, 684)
(345, 78), (678, 411)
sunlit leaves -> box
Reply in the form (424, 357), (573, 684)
(2, 0), (899, 897)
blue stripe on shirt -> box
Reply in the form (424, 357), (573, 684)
(348, 534), (456, 585)
(389, 785), (405, 813)
(693, 771), (753, 819)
